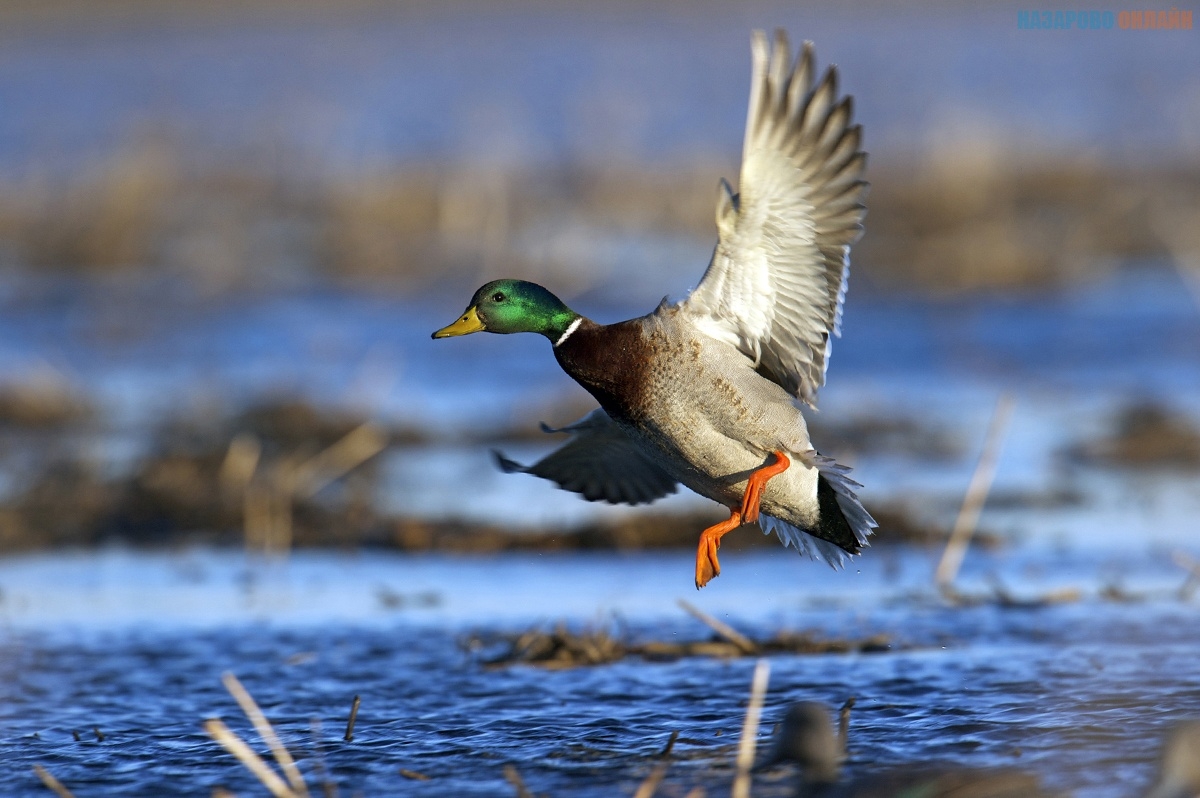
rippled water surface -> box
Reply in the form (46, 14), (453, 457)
(1, 547), (1198, 796)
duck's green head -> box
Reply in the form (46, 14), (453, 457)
(432, 279), (579, 342)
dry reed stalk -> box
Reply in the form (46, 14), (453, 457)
(243, 460), (297, 557)
(731, 659), (771, 798)
(1150, 201), (1200, 312)
(293, 424), (388, 499)
(399, 769), (431, 781)
(659, 729), (680, 758)
(241, 423), (387, 556)
(343, 696), (361, 743)
(1173, 549), (1200, 599)
(221, 672), (310, 797)
(502, 764), (534, 798)
(32, 765), (76, 798)
(838, 697), (856, 757)
(307, 719), (338, 798)
(935, 393), (1016, 593)
(268, 461), (297, 554)
(220, 433), (262, 498)
(204, 718), (297, 798)
(253, 477), (292, 556)
(243, 481), (271, 553)
(225, 432), (265, 552)
(633, 762), (670, 798)
(677, 599), (758, 655)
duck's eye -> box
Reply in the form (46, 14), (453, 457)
(492, 292), (506, 302)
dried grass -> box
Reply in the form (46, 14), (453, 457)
(467, 609), (892, 669)
(3, 144), (1196, 295)
(1067, 401), (1200, 470)
(205, 672), (311, 798)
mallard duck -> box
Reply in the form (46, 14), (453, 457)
(433, 30), (874, 588)
(755, 702), (844, 786)
(755, 702), (1056, 798)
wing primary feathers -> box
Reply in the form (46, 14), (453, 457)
(493, 450), (529, 474)
(786, 42), (815, 123)
(813, 97), (853, 159)
(768, 29), (791, 107)
(683, 31), (868, 405)
(716, 178), (739, 232)
(494, 409), (679, 506)
(799, 67), (838, 142)
(818, 123), (862, 175)
(744, 30), (771, 162)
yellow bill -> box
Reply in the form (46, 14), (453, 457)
(432, 306), (485, 338)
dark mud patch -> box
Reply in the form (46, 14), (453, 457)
(0, 383), (991, 553)
(0, 378), (92, 430)
(465, 622), (893, 669)
(1066, 401), (1200, 470)
(808, 415), (963, 462)
(387, 499), (994, 555)
(0, 396), (396, 550)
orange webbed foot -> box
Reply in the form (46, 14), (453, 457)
(695, 510), (743, 589)
(739, 450), (791, 524)
(695, 536), (720, 589)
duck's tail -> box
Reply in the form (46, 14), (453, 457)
(758, 455), (875, 568)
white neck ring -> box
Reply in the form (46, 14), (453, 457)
(554, 317), (583, 347)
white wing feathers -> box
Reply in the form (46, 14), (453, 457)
(684, 30), (868, 406)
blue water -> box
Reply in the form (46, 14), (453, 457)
(1, 3), (1197, 178)
(0, 547), (1197, 796)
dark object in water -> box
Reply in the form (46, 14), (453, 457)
(344, 695), (361, 743)
(755, 702), (1055, 797)
(754, 703), (842, 784)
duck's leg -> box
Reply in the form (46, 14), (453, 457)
(695, 510), (743, 589)
(739, 450), (791, 523)
(695, 452), (793, 588)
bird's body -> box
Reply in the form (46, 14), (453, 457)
(551, 309), (866, 560)
(434, 30), (875, 586)
(556, 310), (815, 513)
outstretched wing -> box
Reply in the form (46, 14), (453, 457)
(683, 30), (868, 407)
(493, 409), (678, 505)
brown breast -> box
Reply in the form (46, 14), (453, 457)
(553, 318), (651, 422)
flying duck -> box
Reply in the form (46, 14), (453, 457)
(433, 30), (874, 587)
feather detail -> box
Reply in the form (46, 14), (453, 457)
(493, 409), (678, 506)
(683, 29), (868, 407)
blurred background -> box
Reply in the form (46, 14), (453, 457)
(1, 3), (1200, 796)
(0, 0), (1197, 556)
